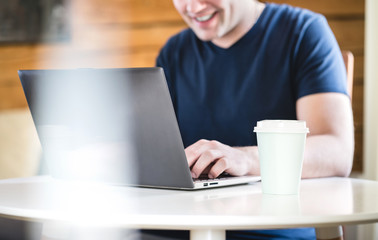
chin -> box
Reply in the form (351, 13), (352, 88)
(192, 30), (217, 42)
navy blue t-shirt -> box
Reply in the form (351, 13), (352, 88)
(157, 3), (347, 149)
(155, 3), (347, 240)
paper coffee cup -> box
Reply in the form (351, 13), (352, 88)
(254, 120), (309, 195)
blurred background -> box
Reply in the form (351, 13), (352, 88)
(0, 0), (377, 239)
(0, 0), (366, 179)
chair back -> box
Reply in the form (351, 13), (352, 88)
(341, 50), (354, 99)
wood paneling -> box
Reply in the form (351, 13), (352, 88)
(265, 0), (364, 16)
(0, 84), (27, 109)
(329, 19), (364, 52)
(0, 0), (364, 172)
(0, 0), (187, 109)
(73, 0), (183, 24)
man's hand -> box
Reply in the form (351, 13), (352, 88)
(185, 139), (257, 179)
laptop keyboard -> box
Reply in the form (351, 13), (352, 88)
(193, 173), (234, 182)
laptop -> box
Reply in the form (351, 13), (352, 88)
(18, 67), (260, 190)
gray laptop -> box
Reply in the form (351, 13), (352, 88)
(18, 68), (260, 190)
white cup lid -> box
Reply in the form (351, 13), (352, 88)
(253, 120), (309, 133)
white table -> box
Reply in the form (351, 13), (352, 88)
(0, 176), (377, 240)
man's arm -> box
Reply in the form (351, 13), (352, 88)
(296, 92), (354, 178)
(186, 92), (354, 179)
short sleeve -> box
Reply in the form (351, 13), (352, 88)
(293, 15), (348, 99)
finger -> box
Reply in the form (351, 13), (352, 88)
(202, 163), (215, 174)
(208, 158), (229, 178)
(185, 139), (209, 167)
(191, 149), (223, 178)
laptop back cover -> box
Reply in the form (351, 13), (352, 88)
(18, 68), (195, 189)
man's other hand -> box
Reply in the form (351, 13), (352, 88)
(185, 139), (257, 178)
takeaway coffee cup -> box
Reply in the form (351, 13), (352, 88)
(254, 120), (309, 195)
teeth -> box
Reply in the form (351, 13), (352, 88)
(196, 14), (213, 22)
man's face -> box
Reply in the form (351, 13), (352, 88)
(173, 0), (244, 42)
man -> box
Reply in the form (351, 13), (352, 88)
(152, 0), (354, 239)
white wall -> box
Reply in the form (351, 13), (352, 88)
(355, 0), (378, 239)
(364, 0), (378, 181)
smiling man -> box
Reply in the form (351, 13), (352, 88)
(147, 0), (354, 239)
(172, 0), (264, 48)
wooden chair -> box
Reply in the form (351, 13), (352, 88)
(341, 50), (354, 99)
(321, 50), (354, 240)
(315, 51), (354, 240)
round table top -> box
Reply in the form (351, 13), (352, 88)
(0, 176), (377, 230)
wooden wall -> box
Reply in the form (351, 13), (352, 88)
(0, 0), (187, 109)
(0, 0), (364, 172)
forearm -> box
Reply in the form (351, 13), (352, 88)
(296, 93), (355, 179)
(237, 133), (354, 178)
(301, 134), (354, 178)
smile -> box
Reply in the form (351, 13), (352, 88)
(195, 13), (216, 22)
